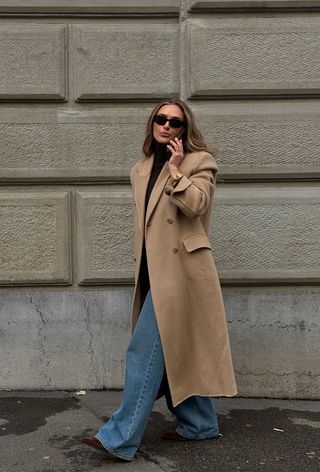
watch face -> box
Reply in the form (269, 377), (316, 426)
(174, 173), (183, 180)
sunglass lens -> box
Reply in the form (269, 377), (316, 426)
(154, 115), (184, 128)
(170, 119), (184, 128)
(154, 115), (167, 126)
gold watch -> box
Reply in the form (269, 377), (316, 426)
(172, 172), (184, 183)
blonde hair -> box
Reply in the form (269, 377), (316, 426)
(142, 99), (214, 157)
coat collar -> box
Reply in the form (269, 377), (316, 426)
(137, 154), (154, 177)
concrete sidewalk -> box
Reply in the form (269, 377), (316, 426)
(0, 391), (319, 472)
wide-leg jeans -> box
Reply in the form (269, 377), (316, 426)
(96, 290), (220, 461)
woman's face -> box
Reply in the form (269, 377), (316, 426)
(152, 104), (185, 145)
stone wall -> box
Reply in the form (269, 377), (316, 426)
(0, 1), (319, 397)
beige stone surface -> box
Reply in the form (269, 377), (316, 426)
(0, 191), (71, 285)
(223, 285), (320, 398)
(193, 101), (320, 179)
(0, 290), (132, 389)
(74, 24), (179, 101)
(0, 25), (66, 101)
(211, 183), (320, 283)
(0, 2), (319, 398)
(188, 0), (320, 11)
(0, 106), (150, 182)
(76, 188), (134, 285)
(0, 1), (180, 14)
(2, 101), (320, 182)
(187, 16), (320, 97)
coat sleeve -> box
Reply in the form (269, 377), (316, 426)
(165, 152), (218, 219)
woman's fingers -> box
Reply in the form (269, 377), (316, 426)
(169, 140), (178, 151)
(167, 144), (175, 154)
(175, 138), (183, 147)
(170, 138), (182, 150)
(168, 138), (184, 170)
(169, 139), (183, 155)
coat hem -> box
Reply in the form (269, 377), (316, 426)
(172, 389), (238, 408)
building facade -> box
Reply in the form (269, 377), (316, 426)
(0, 1), (319, 397)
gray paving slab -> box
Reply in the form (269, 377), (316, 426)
(0, 391), (319, 472)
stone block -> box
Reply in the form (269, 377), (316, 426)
(0, 286), (319, 398)
(0, 1), (180, 14)
(0, 25), (66, 101)
(0, 290), (132, 389)
(193, 101), (320, 179)
(76, 189), (134, 284)
(223, 286), (320, 398)
(211, 183), (320, 283)
(188, 1), (320, 11)
(0, 107), (150, 182)
(0, 191), (71, 285)
(187, 17), (320, 97)
(74, 24), (179, 100)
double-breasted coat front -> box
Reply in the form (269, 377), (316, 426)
(130, 150), (237, 407)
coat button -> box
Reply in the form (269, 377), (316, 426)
(173, 248), (178, 253)
(167, 218), (173, 224)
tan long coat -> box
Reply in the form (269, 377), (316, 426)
(130, 151), (237, 407)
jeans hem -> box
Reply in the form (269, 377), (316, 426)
(95, 434), (134, 462)
(126, 333), (161, 440)
(175, 428), (221, 440)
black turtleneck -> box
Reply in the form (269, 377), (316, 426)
(140, 142), (170, 306)
(144, 142), (169, 218)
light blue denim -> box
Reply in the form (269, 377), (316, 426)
(96, 290), (219, 461)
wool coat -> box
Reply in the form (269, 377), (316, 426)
(130, 150), (237, 407)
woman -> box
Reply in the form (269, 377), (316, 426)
(81, 99), (237, 461)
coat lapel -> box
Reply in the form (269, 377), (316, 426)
(145, 152), (192, 225)
(134, 154), (172, 230)
(145, 160), (171, 227)
(134, 156), (153, 231)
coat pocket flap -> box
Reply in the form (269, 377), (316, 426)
(182, 233), (212, 252)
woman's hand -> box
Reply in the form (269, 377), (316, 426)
(167, 138), (184, 175)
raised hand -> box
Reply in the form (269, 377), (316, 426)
(167, 138), (184, 174)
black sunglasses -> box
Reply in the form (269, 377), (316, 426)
(154, 114), (185, 129)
